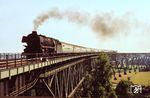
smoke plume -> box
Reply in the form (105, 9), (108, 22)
(33, 8), (130, 39)
(33, 8), (62, 30)
(91, 13), (129, 38)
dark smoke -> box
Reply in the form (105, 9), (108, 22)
(33, 8), (62, 30)
(33, 8), (89, 30)
(64, 10), (89, 25)
(91, 13), (129, 38)
(33, 8), (130, 39)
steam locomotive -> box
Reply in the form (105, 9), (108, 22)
(22, 31), (116, 57)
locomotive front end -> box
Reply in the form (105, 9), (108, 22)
(22, 31), (41, 54)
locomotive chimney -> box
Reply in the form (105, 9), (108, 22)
(32, 31), (37, 35)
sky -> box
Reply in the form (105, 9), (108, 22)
(0, 0), (150, 53)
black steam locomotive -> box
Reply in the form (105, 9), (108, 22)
(22, 31), (62, 54)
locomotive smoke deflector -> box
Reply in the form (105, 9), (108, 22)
(22, 31), (38, 42)
(22, 36), (27, 42)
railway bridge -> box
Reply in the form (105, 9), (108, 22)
(115, 53), (150, 69)
(0, 53), (104, 97)
(0, 52), (150, 97)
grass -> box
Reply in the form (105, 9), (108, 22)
(130, 72), (150, 86)
(111, 71), (150, 86)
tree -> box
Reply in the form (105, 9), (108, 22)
(95, 52), (117, 98)
(79, 52), (117, 98)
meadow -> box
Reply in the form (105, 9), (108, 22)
(111, 71), (150, 86)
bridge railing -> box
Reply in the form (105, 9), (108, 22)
(0, 52), (98, 70)
(0, 53), (24, 61)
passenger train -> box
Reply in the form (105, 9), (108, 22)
(22, 31), (116, 55)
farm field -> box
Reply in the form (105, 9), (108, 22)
(111, 71), (150, 86)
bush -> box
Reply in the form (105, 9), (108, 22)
(116, 80), (133, 98)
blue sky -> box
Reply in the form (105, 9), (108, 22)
(0, 0), (150, 53)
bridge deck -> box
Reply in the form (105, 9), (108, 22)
(0, 54), (96, 79)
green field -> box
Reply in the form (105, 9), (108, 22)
(111, 72), (150, 86)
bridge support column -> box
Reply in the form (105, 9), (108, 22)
(0, 78), (9, 96)
(30, 89), (36, 96)
(0, 80), (4, 96)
